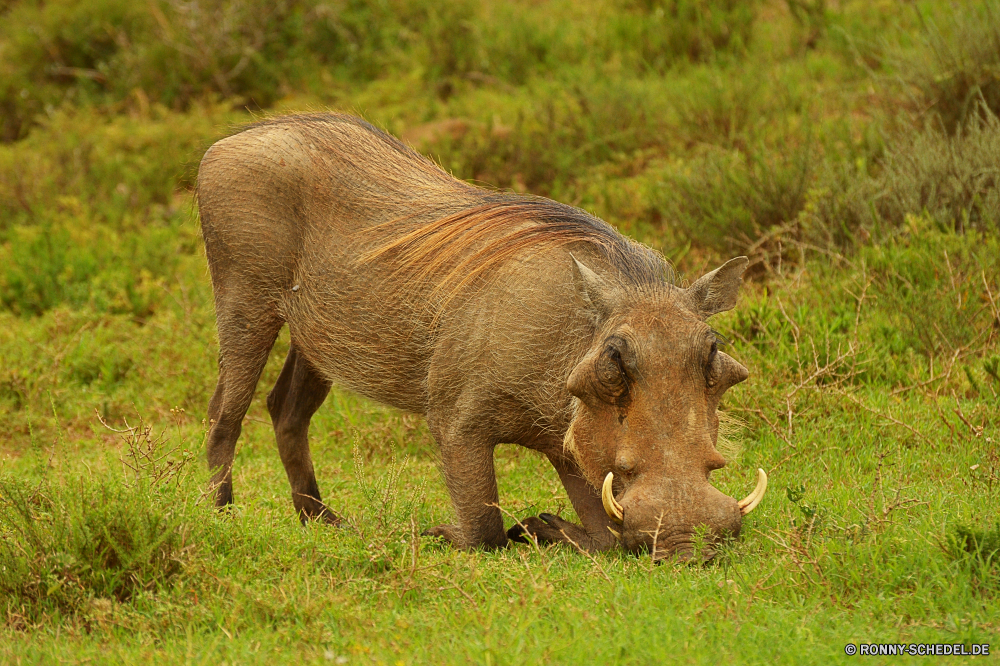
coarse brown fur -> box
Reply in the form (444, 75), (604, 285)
(197, 112), (754, 558)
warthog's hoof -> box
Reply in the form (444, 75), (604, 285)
(508, 513), (612, 552)
(508, 513), (576, 544)
(421, 525), (509, 550)
(421, 524), (463, 547)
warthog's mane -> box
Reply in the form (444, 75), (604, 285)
(241, 112), (673, 301)
(360, 195), (673, 300)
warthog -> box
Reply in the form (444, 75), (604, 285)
(197, 113), (766, 560)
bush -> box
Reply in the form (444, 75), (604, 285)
(672, 65), (767, 149)
(610, 0), (758, 69)
(0, 0), (355, 141)
(432, 77), (675, 196)
(130, 0), (310, 109)
(476, 3), (579, 86)
(904, 0), (1000, 135)
(860, 221), (1000, 361)
(0, 106), (220, 229)
(807, 105), (1000, 247)
(0, 215), (185, 318)
(0, 475), (190, 620)
(871, 109), (1000, 234)
(680, 102), (1000, 256)
(945, 522), (1000, 594)
(0, 107), (219, 316)
(0, 0), (762, 143)
(652, 136), (816, 252)
(0, 0), (488, 139)
(0, 0), (151, 142)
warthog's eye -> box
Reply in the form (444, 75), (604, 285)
(567, 335), (635, 409)
(597, 345), (628, 395)
(705, 340), (720, 388)
(595, 336), (633, 403)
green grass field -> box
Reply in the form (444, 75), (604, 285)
(1, 0), (999, 663)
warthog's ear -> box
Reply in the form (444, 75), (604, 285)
(571, 255), (617, 321)
(684, 256), (749, 318)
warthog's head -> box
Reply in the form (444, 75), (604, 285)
(565, 255), (766, 561)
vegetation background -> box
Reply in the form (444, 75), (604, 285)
(1, 0), (998, 663)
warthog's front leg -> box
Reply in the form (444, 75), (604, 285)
(422, 427), (507, 550)
(508, 453), (617, 552)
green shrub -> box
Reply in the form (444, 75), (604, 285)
(0, 475), (190, 619)
(652, 136), (816, 252)
(0, 212), (186, 318)
(807, 105), (1000, 247)
(871, 107), (1000, 235)
(62, 323), (136, 388)
(0, 107), (218, 316)
(0, 0), (151, 142)
(302, 0), (406, 82)
(129, 0), (311, 109)
(904, 0), (1000, 135)
(433, 77), (674, 196)
(672, 66), (767, 148)
(945, 522), (1000, 594)
(0, 0), (342, 140)
(786, 0), (829, 50)
(0, 106), (220, 229)
(614, 0), (758, 67)
(476, 3), (579, 86)
(860, 221), (1000, 359)
(0, 0), (486, 138)
(0, 0), (763, 143)
(416, 0), (481, 90)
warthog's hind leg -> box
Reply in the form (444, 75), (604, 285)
(207, 311), (282, 509)
(266, 344), (340, 524)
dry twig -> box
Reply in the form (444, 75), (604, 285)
(96, 409), (191, 489)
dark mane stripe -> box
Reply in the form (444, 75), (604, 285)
(359, 194), (672, 299)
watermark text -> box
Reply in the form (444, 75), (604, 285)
(845, 643), (989, 657)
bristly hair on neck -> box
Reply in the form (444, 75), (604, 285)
(357, 190), (674, 301)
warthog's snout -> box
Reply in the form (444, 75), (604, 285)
(603, 469), (767, 560)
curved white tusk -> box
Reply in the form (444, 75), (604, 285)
(737, 468), (768, 515)
(602, 472), (625, 524)
(608, 526), (622, 541)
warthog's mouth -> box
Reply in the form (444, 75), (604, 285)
(601, 468), (768, 557)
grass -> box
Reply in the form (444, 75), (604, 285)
(1, 0), (999, 663)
